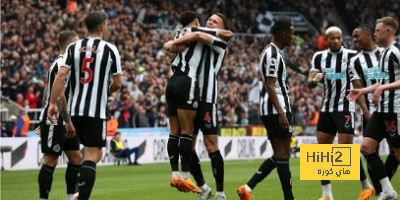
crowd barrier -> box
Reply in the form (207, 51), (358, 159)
(0, 128), (390, 171)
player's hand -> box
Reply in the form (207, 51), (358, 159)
(313, 71), (326, 82)
(278, 113), (289, 130)
(346, 89), (364, 101)
(34, 126), (41, 135)
(163, 41), (174, 52)
(372, 86), (384, 106)
(175, 44), (187, 53)
(65, 121), (76, 139)
(47, 103), (59, 123)
(363, 111), (372, 123)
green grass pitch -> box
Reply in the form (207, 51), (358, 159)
(1, 158), (399, 200)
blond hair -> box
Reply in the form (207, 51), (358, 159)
(377, 17), (398, 33)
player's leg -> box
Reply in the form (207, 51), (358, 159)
(74, 117), (106, 200)
(273, 136), (295, 200)
(190, 117), (210, 199)
(38, 124), (64, 200)
(316, 113), (337, 200)
(177, 108), (201, 193)
(39, 153), (59, 200)
(64, 150), (83, 200)
(237, 115), (279, 200)
(166, 75), (181, 183)
(384, 142), (399, 180)
(63, 134), (82, 200)
(362, 113), (397, 199)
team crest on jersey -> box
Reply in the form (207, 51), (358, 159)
(270, 58), (277, 66)
(193, 101), (198, 109)
(53, 144), (61, 152)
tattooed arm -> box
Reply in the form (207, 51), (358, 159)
(42, 85), (48, 106)
(56, 88), (75, 138)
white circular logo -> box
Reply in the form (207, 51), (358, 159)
(193, 101), (198, 109)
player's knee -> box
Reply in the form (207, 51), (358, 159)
(360, 143), (374, 155)
(67, 152), (83, 165)
(42, 154), (59, 167)
(274, 151), (290, 159)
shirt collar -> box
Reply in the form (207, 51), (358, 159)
(328, 46), (343, 54)
(271, 42), (284, 56)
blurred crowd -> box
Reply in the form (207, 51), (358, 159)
(0, 0), (398, 132)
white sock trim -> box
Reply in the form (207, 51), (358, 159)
(379, 177), (394, 193)
(245, 184), (253, 192)
(322, 183), (333, 198)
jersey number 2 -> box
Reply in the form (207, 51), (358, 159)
(81, 58), (93, 84)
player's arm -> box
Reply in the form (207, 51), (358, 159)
(192, 27), (233, 41)
(55, 87), (75, 138)
(48, 47), (74, 123)
(265, 77), (289, 130)
(352, 80), (371, 118)
(173, 32), (214, 46)
(109, 75), (122, 94)
(42, 85), (48, 105)
(307, 53), (325, 89)
(109, 45), (123, 94)
(48, 67), (70, 123)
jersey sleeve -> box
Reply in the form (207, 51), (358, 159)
(348, 57), (361, 81)
(208, 37), (228, 53)
(262, 47), (280, 78)
(109, 44), (123, 76)
(60, 45), (74, 69)
(310, 52), (322, 72)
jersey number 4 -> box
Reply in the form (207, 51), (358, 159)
(81, 58), (94, 84)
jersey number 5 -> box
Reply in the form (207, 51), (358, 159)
(81, 58), (94, 84)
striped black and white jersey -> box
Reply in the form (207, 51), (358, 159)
(259, 43), (291, 116)
(170, 27), (218, 79)
(39, 56), (70, 125)
(311, 46), (357, 113)
(197, 37), (228, 103)
(61, 37), (123, 119)
(375, 42), (400, 113)
(349, 47), (383, 112)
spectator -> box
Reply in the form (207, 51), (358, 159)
(12, 111), (30, 137)
(1, 115), (17, 137)
(24, 86), (40, 108)
(110, 132), (140, 165)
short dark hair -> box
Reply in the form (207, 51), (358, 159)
(271, 19), (293, 38)
(214, 13), (227, 28)
(58, 30), (78, 51)
(84, 11), (108, 33)
(179, 11), (198, 27)
(355, 24), (374, 38)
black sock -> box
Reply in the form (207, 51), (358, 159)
(179, 134), (193, 172)
(209, 150), (224, 192)
(190, 151), (205, 186)
(385, 150), (399, 180)
(364, 152), (387, 182)
(276, 159), (294, 200)
(167, 134), (180, 171)
(66, 163), (81, 194)
(369, 160), (381, 194)
(38, 164), (55, 199)
(247, 157), (276, 189)
(78, 161), (96, 200)
(360, 158), (367, 182)
(321, 180), (331, 185)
